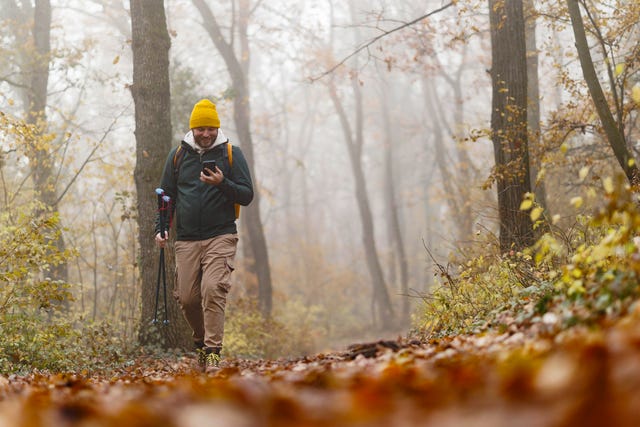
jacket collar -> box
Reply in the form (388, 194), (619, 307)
(182, 129), (228, 154)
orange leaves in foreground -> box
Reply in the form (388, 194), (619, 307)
(2, 318), (640, 427)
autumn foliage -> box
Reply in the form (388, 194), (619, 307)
(2, 315), (640, 426)
(417, 173), (640, 340)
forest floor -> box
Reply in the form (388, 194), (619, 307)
(2, 310), (640, 427)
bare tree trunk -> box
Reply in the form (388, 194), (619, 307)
(5, 0), (69, 286)
(566, 0), (640, 186)
(524, 0), (548, 214)
(422, 78), (465, 239)
(192, 0), (273, 316)
(130, 0), (191, 348)
(328, 76), (395, 328)
(423, 44), (480, 246)
(489, 0), (534, 252)
(379, 79), (409, 326)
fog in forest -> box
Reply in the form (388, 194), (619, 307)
(2, 0), (635, 358)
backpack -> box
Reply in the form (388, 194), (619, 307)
(173, 141), (240, 219)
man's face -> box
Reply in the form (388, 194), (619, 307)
(193, 127), (219, 148)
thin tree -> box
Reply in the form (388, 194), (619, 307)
(378, 75), (409, 325)
(524, 0), (548, 213)
(130, 0), (191, 348)
(323, 2), (394, 327)
(566, 0), (640, 186)
(488, 0), (534, 252)
(327, 73), (394, 327)
(1, 0), (70, 286)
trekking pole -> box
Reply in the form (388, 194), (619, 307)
(154, 188), (171, 325)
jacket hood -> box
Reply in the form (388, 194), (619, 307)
(182, 129), (228, 153)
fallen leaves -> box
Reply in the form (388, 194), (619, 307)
(2, 316), (640, 427)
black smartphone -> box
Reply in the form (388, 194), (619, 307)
(202, 160), (217, 176)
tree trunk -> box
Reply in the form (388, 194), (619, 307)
(328, 76), (395, 328)
(489, 0), (534, 252)
(524, 0), (548, 214)
(379, 80), (409, 326)
(193, 0), (273, 316)
(130, 0), (191, 349)
(566, 0), (640, 186)
(7, 0), (68, 286)
(423, 44), (479, 245)
(422, 78), (469, 243)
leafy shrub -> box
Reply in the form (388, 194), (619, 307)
(415, 173), (640, 338)
(0, 314), (128, 373)
(224, 297), (322, 359)
(0, 202), (128, 373)
(415, 250), (537, 337)
(546, 175), (640, 320)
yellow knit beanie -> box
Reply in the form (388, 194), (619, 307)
(189, 99), (220, 129)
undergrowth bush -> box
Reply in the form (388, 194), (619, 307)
(415, 174), (640, 339)
(224, 297), (321, 359)
(0, 203), (128, 373)
(0, 315), (128, 373)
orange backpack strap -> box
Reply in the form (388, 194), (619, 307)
(225, 142), (240, 219)
(172, 145), (185, 179)
(227, 141), (233, 166)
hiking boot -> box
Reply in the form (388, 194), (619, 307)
(204, 348), (221, 374)
(196, 347), (207, 372)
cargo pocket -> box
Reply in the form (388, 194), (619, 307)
(218, 257), (234, 293)
(225, 256), (235, 272)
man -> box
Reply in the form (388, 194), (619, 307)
(155, 99), (253, 372)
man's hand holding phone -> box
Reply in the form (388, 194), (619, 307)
(202, 160), (216, 176)
(201, 160), (223, 185)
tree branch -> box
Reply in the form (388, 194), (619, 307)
(309, 2), (454, 82)
(55, 108), (125, 205)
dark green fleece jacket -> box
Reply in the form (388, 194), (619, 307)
(155, 136), (253, 241)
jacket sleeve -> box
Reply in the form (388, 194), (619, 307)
(154, 148), (178, 236)
(217, 145), (254, 206)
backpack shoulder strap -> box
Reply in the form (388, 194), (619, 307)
(173, 145), (186, 179)
(223, 141), (240, 219)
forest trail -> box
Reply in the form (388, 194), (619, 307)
(2, 313), (640, 427)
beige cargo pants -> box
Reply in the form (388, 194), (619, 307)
(173, 233), (238, 351)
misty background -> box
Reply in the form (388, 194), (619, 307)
(1, 0), (627, 356)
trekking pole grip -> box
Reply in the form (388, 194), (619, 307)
(155, 188), (170, 239)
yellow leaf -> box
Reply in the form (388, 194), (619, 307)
(113, 55), (120, 65)
(632, 85), (640, 104)
(603, 177), (614, 194)
(570, 197), (583, 208)
(560, 143), (568, 154)
(568, 280), (585, 296)
(536, 168), (546, 183)
(615, 63), (625, 76)
(578, 166), (590, 181)
(530, 207), (543, 221)
(629, 158), (636, 167)
(520, 199), (533, 211)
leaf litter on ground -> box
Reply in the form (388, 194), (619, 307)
(2, 308), (640, 427)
